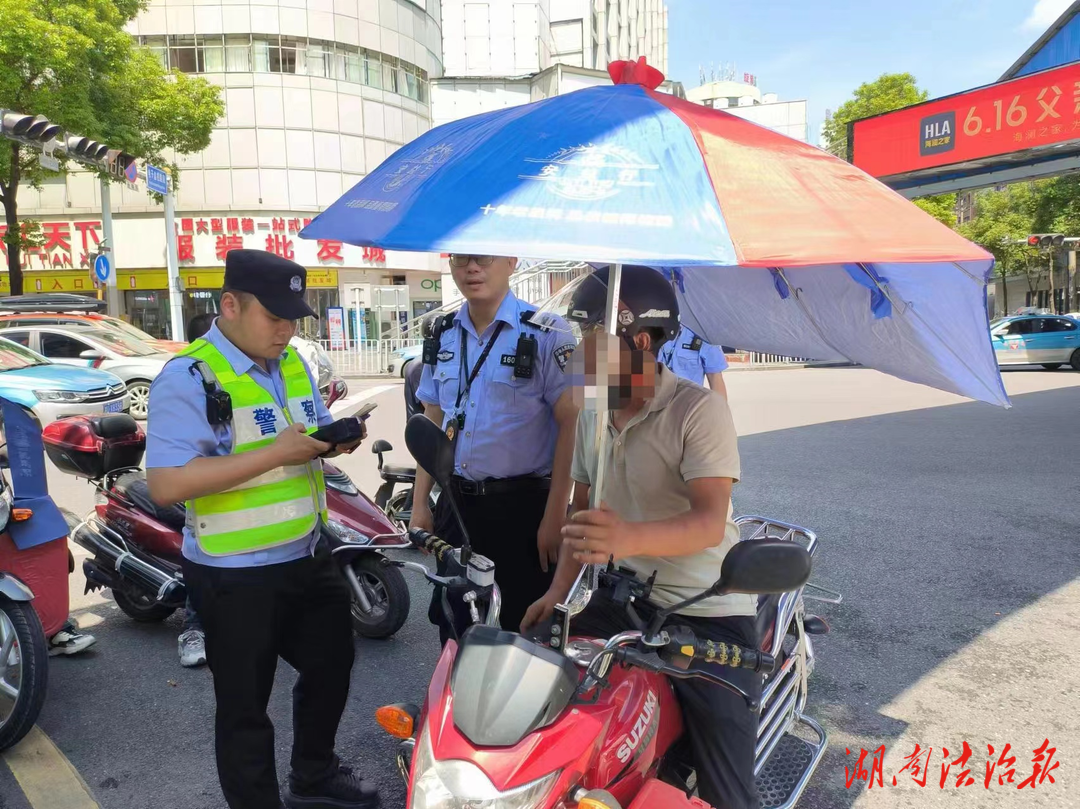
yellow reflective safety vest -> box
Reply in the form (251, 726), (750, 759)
(178, 339), (328, 556)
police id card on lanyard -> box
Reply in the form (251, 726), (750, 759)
(446, 322), (506, 443)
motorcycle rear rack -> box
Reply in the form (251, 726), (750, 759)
(755, 714), (828, 809)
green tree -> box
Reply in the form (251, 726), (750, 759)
(0, 0), (223, 294)
(957, 183), (1043, 315)
(822, 73), (929, 159)
(913, 193), (959, 227)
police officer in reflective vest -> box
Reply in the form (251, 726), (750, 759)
(659, 324), (729, 397)
(410, 254), (578, 639)
(145, 250), (378, 809)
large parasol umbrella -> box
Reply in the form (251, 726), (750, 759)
(300, 57), (1006, 408)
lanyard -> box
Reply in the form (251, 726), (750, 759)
(455, 322), (506, 412)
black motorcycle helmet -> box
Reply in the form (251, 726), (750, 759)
(567, 265), (680, 350)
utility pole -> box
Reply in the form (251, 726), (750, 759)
(99, 178), (120, 316)
(162, 170), (184, 342)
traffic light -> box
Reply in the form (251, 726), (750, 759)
(1028, 234), (1066, 248)
(63, 135), (110, 162)
(0, 111), (61, 144)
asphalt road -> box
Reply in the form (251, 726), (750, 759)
(4, 367), (1080, 809)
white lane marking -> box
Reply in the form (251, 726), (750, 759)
(330, 384), (399, 417)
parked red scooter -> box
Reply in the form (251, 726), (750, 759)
(376, 415), (834, 809)
(44, 411), (412, 639)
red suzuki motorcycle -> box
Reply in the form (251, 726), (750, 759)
(43, 412), (413, 640)
(376, 415), (837, 809)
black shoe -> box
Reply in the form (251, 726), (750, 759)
(283, 766), (380, 809)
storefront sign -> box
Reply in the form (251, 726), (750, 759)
(327, 307), (346, 350)
(851, 61), (1080, 178)
(0, 267), (337, 294)
(0, 221), (103, 271)
(420, 278), (442, 291)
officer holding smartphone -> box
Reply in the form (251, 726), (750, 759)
(145, 250), (377, 809)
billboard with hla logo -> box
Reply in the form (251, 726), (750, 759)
(849, 61), (1080, 180)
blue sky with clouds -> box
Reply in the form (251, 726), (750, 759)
(666, 0), (1074, 140)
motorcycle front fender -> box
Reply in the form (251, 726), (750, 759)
(0, 572), (34, 602)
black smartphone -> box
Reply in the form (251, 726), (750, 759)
(310, 417), (364, 446)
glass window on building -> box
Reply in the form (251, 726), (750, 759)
(227, 35), (253, 72)
(382, 58), (398, 94)
(306, 44), (331, 78)
(125, 290), (171, 340)
(142, 36), (168, 70)
(253, 39), (271, 72)
(169, 35), (198, 73)
(363, 52), (381, 88)
(199, 35), (226, 72)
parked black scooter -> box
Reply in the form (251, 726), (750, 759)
(371, 440), (437, 530)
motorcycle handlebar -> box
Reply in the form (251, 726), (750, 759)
(407, 528), (454, 560)
(689, 639), (774, 674)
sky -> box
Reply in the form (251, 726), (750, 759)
(666, 0), (1075, 142)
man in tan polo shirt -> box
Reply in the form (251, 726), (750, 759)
(522, 265), (761, 809)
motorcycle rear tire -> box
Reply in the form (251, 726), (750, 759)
(113, 589), (177, 623)
(349, 555), (409, 640)
(0, 601), (49, 752)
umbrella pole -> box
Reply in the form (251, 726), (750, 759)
(590, 262), (622, 511)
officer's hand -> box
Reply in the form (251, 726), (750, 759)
(520, 589), (562, 633)
(322, 419), (367, 458)
(272, 422), (331, 465)
(537, 511), (563, 573)
(409, 500), (434, 533)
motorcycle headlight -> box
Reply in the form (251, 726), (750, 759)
(327, 519), (370, 544)
(409, 730), (560, 809)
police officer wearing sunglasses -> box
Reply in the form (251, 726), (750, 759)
(411, 254), (578, 640)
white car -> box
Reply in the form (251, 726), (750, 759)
(0, 325), (172, 419)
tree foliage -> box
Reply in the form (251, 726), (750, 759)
(913, 193), (959, 227)
(822, 73), (928, 159)
(0, 0), (224, 294)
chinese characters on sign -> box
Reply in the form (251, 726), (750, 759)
(852, 61), (1080, 178)
(0, 221), (103, 271)
(844, 740), (1059, 791)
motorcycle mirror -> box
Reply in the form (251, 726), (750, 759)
(713, 540), (812, 596)
(404, 414), (454, 489)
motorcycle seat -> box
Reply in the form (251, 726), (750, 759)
(756, 592), (782, 653)
(381, 463), (416, 483)
(113, 471), (188, 532)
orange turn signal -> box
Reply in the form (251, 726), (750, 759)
(375, 704), (416, 740)
(12, 509), (32, 522)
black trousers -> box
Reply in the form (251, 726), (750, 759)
(429, 484), (555, 641)
(183, 545), (355, 809)
(574, 591), (762, 809)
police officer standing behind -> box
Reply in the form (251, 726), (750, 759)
(145, 250), (379, 809)
(410, 254), (578, 638)
(659, 323), (729, 397)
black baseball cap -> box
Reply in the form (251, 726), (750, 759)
(223, 249), (318, 320)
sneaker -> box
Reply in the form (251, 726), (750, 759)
(178, 629), (207, 668)
(48, 621), (96, 657)
(283, 765), (380, 809)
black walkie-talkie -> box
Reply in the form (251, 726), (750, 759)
(514, 333), (537, 379)
(190, 361), (233, 425)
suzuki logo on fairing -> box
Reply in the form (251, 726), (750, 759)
(616, 690), (658, 763)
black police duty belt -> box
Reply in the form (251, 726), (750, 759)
(449, 474), (551, 497)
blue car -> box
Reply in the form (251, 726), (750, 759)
(0, 337), (128, 427)
(990, 315), (1080, 370)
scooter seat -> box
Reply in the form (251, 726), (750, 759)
(114, 471), (188, 532)
(381, 463), (416, 483)
(756, 592), (782, 654)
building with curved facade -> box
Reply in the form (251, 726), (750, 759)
(14, 0), (445, 340)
